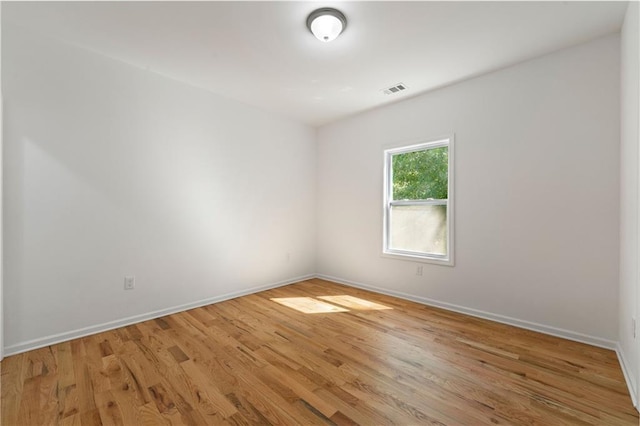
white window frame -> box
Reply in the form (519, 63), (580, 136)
(382, 136), (454, 266)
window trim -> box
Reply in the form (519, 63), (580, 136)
(382, 136), (454, 266)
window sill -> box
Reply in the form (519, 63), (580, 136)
(382, 251), (454, 267)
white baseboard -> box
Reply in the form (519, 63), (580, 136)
(3, 274), (315, 356)
(616, 343), (639, 409)
(316, 274), (618, 350)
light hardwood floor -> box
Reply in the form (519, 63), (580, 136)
(1, 279), (638, 425)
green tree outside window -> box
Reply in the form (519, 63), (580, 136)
(392, 147), (448, 200)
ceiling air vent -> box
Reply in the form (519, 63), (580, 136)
(382, 83), (407, 95)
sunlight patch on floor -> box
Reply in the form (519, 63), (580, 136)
(318, 295), (392, 310)
(271, 297), (349, 314)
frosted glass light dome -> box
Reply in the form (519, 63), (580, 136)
(307, 8), (347, 43)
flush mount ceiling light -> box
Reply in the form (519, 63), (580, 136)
(306, 8), (347, 42)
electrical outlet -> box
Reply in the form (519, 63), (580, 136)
(286, 252), (291, 262)
(633, 317), (637, 338)
(416, 265), (423, 276)
(124, 276), (135, 290)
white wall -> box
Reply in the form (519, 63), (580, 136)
(0, 14), (628, 374)
(0, 3), (4, 361)
(619, 1), (640, 407)
(2, 25), (316, 353)
(317, 35), (621, 347)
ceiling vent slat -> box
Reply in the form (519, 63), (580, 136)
(382, 83), (408, 95)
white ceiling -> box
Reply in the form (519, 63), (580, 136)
(3, 1), (628, 127)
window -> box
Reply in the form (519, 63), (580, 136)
(383, 137), (453, 265)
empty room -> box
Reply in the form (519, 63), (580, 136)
(1, 1), (639, 425)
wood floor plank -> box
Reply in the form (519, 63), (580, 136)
(1, 353), (27, 425)
(58, 412), (81, 426)
(2, 279), (638, 425)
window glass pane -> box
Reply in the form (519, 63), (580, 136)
(389, 204), (447, 255)
(392, 147), (448, 200)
